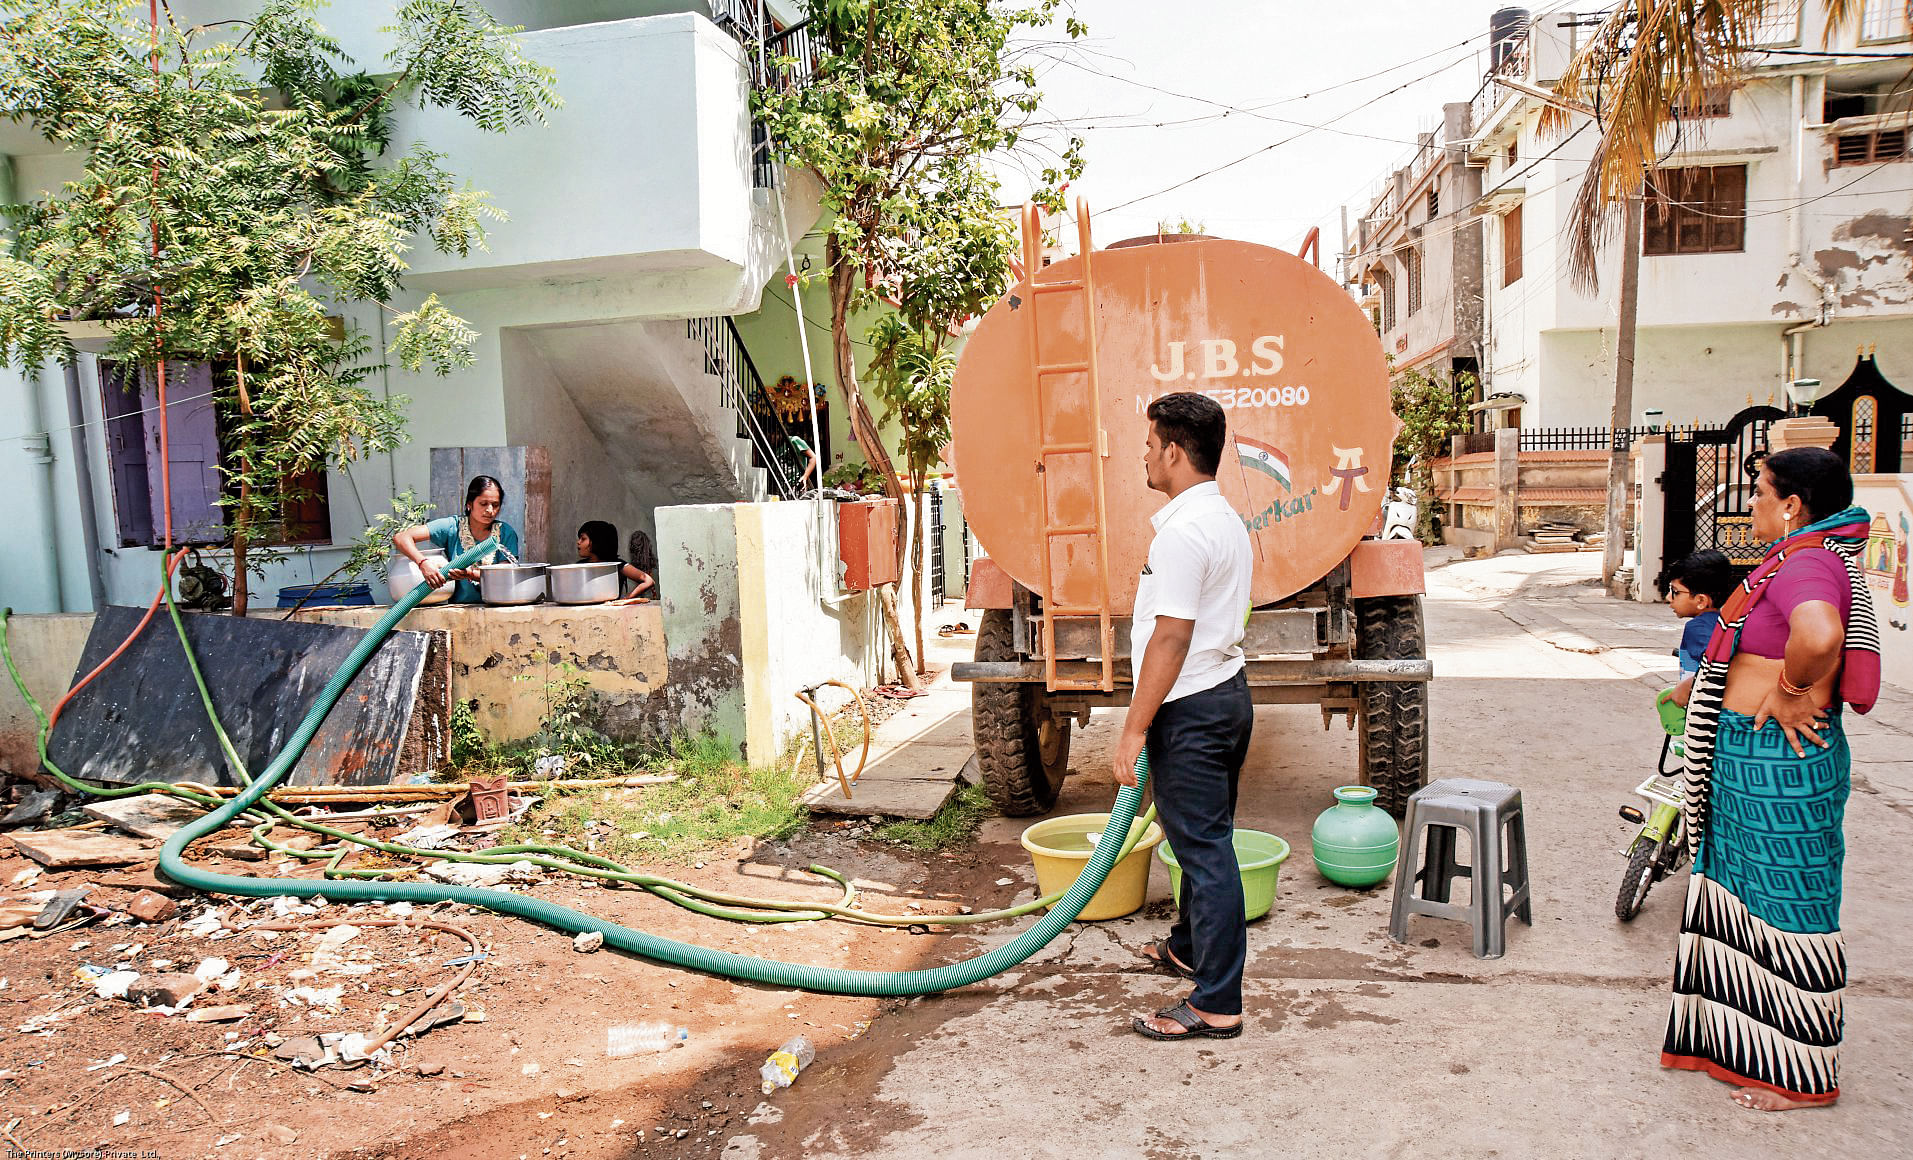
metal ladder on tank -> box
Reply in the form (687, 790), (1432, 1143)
(1020, 199), (1116, 693)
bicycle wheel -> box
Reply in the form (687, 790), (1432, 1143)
(1615, 836), (1660, 922)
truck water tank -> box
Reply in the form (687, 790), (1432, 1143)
(950, 237), (1398, 612)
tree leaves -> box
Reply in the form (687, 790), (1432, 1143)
(754, 0), (1085, 442)
(865, 312), (955, 482)
(384, 0), (561, 133)
(0, 0), (550, 562)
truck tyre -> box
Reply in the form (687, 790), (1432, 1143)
(971, 609), (1070, 816)
(1354, 594), (1429, 818)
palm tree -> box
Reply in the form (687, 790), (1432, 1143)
(1545, 0), (1869, 288)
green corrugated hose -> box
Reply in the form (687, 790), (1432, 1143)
(77, 537), (1148, 996)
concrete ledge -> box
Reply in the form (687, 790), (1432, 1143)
(291, 602), (666, 745)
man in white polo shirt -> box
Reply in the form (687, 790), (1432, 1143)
(1112, 392), (1254, 1041)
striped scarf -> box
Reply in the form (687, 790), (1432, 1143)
(1680, 505), (1880, 856)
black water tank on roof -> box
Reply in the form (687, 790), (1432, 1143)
(1491, 7), (1531, 70)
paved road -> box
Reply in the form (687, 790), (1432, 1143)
(724, 552), (1913, 1160)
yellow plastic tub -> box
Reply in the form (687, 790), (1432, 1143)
(1019, 812), (1164, 921)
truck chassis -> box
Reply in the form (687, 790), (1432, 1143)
(952, 555), (1431, 817)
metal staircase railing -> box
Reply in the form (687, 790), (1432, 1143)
(686, 316), (811, 500)
(708, 0), (822, 187)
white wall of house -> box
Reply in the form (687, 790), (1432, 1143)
(655, 499), (883, 761)
(0, 7), (824, 616)
(1527, 319), (1913, 428)
(1469, 3), (1913, 429)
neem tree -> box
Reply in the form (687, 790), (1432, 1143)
(866, 162), (1019, 676)
(0, 0), (558, 613)
(756, 0), (1084, 681)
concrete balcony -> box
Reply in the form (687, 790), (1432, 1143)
(391, 12), (792, 305)
(0, 4), (816, 315)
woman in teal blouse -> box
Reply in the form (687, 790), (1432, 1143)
(391, 475), (522, 604)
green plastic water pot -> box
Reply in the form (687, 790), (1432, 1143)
(1310, 785), (1399, 888)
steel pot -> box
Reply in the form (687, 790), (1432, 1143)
(388, 550), (455, 606)
(477, 562), (547, 605)
(548, 561), (622, 605)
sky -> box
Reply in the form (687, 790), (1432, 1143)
(1000, 0), (1559, 262)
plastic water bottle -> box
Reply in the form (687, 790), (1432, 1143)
(759, 1035), (815, 1094)
(606, 1022), (688, 1057)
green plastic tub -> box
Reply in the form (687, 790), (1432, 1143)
(1157, 830), (1291, 921)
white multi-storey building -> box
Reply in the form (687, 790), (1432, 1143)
(1349, 101), (1486, 393)
(1468, 1), (1913, 429)
(0, 1), (833, 615)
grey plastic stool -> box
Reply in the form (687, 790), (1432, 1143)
(1387, 778), (1532, 959)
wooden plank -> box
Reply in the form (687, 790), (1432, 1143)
(45, 606), (434, 788)
(523, 444), (551, 568)
(7, 827), (152, 868)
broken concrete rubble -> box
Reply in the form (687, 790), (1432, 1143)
(5, 827), (150, 869)
(125, 972), (203, 1009)
(124, 890), (176, 922)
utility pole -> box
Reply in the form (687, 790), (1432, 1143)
(1602, 191), (1642, 598)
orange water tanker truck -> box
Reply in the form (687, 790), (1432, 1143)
(949, 203), (1431, 817)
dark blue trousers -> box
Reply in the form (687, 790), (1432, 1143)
(1148, 669), (1254, 1015)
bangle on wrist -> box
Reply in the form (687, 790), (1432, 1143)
(1778, 670), (1812, 698)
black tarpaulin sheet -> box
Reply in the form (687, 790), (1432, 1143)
(47, 606), (434, 787)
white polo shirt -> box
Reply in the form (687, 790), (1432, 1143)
(1130, 480), (1253, 703)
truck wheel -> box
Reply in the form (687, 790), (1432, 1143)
(1354, 594), (1429, 818)
(972, 609), (1071, 816)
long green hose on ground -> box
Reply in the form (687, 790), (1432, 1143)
(10, 538), (1150, 996)
(6, 581), (1157, 932)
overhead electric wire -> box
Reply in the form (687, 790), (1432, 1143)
(1044, 26), (1484, 117)
(1102, 50), (1501, 215)
(1051, 39), (1486, 147)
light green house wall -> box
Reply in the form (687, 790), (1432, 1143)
(730, 236), (920, 479)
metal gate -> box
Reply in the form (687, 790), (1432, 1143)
(960, 509), (973, 589)
(928, 482), (946, 605)
(1660, 404), (1786, 580)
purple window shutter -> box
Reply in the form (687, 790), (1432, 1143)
(99, 362), (155, 547)
(140, 363), (226, 544)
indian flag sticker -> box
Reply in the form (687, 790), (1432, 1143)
(1235, 436), (1291, 491)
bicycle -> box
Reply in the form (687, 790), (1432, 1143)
(1614, 687), (1691, 921)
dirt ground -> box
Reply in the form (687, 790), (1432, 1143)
(0, 812), (1022, 1160)
(11, 554), (1911, 1159)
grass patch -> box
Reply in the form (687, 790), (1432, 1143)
(872, 781), (994, 852)
(498, 733), (809, 864)
(784, 693), (876, 784)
